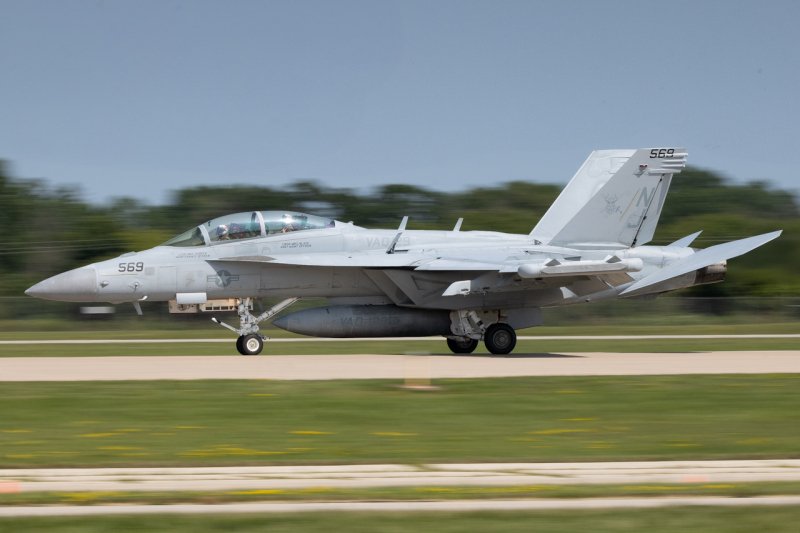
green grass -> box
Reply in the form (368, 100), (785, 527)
(4, 482), (800, 507)
(3, 507), (800, 533)
(1, 376), (799, 468)
(0, 336), (799, 357)
(1, 322), (799, 341)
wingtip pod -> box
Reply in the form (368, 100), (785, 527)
(621, 230), (783, 295)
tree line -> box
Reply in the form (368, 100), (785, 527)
(1, 160), (797, 299)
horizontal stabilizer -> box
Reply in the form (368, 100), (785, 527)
(621, 231), (782, 295)
(669, 231), (702, 248)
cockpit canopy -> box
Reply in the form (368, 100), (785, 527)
(161, 211), (336, 247)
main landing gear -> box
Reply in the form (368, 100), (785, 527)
(483, 323), (516, 355)
(447, 310), (518, 355)
(447, 325), (517, 355)
(446, 337), (479, 354)
(212, 297), (299, 356)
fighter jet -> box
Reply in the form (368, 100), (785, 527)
(26, 148), (781, 355)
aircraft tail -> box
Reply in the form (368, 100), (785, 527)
(621, 230), (782, 295)
(532, 148), (686, 248)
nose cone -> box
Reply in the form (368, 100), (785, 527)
(25, 267), (98, 302)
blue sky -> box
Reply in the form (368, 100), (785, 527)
(1, 0), (799, 204)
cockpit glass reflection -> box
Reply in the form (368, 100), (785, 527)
(261, 211), (334, 234)
(206, 212), (262, 242)
(161, 227), (206, 247)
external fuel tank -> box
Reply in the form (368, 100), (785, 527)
(272, 305), (453, 338)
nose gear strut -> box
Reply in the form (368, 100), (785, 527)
(211, 297), (299, 355)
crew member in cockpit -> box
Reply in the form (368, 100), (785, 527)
(280, 214), (299, 233)
(215, 225), (230, 240)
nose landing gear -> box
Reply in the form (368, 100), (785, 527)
(237, 334), (264, 356)
(212, 297), (299, 355)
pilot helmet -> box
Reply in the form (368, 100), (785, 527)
(215, 225), (229, 237)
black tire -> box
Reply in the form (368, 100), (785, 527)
(484, 323), (516, 355)
(236, 336), (245, 355)
(447, 337), (479, 354)
(240, 334), (263, 356)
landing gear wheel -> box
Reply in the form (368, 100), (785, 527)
(240, 334), (263, 356)
(447, 337), (479, 354)
(484, 324), (516, 355)
(236, 336), (245, 355)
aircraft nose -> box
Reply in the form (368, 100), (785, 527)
(25, 267), (99, 302)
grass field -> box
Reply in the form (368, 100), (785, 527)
(3, 506), (800, 533)
(1, 322), (799, 341)
(1, 323), (798, 357)
(1, 336), (800, 358)
(4, 482), (800, 507)
(0, 338), (799, 357)
(1, 375), (799, 468)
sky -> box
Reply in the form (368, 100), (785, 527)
(1, 0), (799, 204)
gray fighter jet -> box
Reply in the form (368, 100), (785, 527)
(26, 148), (781, 355)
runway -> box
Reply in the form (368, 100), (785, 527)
(2, 497), (800, 517)
(0, 351), (798, 381)
(3, 460), (800, 493)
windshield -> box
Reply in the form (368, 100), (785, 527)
(205, 212), (263, 243)
(261, 211), (334, 234)
(162, 226), (206, 247)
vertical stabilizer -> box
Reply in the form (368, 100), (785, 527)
(634, 172), (673, 246)
(545, 148), (686, 248)
(532, 149), (635, 241)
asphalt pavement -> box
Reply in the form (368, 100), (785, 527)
(3, 460), (800, 493)
(0, 351), (799, 381)
(2, 496), (800, 516)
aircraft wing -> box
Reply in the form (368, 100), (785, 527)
(215, 250), (638, 280)
(213, 251), (522, 271)
(211, 252), (434, 268)
(620, 231), (782, 295)
(214, 250), (643, 304)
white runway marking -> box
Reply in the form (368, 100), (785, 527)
(1, 334), (799, 344)
(1, 496), (799, 517)
(0, 351), (799, 381)
(3, 460), (800, 493)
